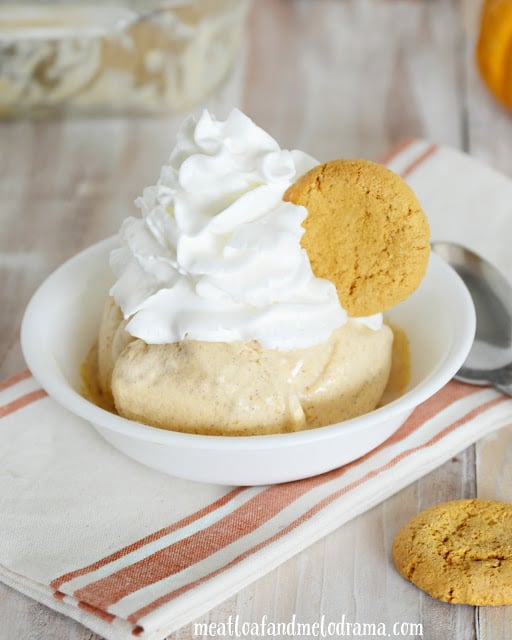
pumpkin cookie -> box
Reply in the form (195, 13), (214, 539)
(283, 159), (430, 317)
(392, 499), (512, 605)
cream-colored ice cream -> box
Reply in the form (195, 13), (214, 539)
(86, 108), (406, 436)
(96, 296), (393, 435)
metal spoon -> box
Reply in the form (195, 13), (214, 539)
(431, 241), (512, 396)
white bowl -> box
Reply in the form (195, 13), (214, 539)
(21, 237), (475, 486)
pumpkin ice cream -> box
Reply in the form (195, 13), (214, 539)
(88, 108), (428, 435)
(97, 296), (393, 435)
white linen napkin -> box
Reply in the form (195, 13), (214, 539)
(2, 140), (512, 640)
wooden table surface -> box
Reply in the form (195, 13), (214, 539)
(2, 1), (512, 638)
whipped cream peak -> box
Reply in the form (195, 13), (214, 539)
(110, 108), (381, 350)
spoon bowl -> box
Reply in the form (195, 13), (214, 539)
(431, 241), (512, 394)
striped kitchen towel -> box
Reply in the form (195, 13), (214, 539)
(2, 140), (512, 640)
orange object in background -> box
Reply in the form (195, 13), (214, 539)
(476, 0), (512, 108)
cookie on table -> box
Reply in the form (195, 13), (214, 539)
(283, 159), (430, 317)
(392, 499), (512, 605)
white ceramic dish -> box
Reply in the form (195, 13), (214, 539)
(21, 237), (475, 486)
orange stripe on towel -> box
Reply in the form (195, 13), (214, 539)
(377, 137), (417, 165)
(0, 369), (32, 392)
(401, 143), (438, 178)
(0, 389), (47, 419)
(50, 487), (248, 591)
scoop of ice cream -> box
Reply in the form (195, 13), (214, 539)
(97, 297), (393, 435)
(109, 108), (382, 350)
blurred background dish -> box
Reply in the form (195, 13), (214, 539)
(0, 0), (250, 117)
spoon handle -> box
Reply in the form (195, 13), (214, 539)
(493, 383), (512, 397)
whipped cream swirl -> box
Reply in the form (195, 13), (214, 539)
(110, 109), (379, 350)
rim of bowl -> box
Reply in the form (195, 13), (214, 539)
(20, 240), (476, 452)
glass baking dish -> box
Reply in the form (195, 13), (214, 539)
(0, 0), (250, 117)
